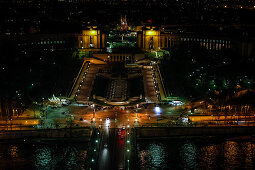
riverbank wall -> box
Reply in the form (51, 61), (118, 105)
(136, 126), (255, 139)
(0, 127), (91, 140)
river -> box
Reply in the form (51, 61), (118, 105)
(0, 141), (88, 170)
(137, 136), (255, 169)
(0, 136), (254, 169)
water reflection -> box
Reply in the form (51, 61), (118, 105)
(34, 145), (88, 170)
(0, 143), (88, 170)
(139, 150), (150, 167)
(224, 141), (239, 168)
(138, 137), (255, 169)
(149, 143), (166, 169)
(138, 143), (166, 169)
(241, 142), (255, 169)
(9, 145), (19, 158)
(200, 144), (218, 169)
(180, 142), (197, 169)
(34, 147), (55, 169)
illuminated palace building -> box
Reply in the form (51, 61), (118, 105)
(137, 27), (232, 51)
(76, 26), (254, 61)
(1, 23), (255, 106)
(3, 25), (254, 61)
(78, 27), (105, 51)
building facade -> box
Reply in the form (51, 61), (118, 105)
(77, 26), (105, 52)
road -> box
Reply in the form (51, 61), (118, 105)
(97, 127), (126, 170)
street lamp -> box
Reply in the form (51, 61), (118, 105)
(99, 118), (102, 128)
(154, 105), (161, 126)
(92, 104), (95, 118)
(106, 117), (110, 127)
(154, 105), (161, 115)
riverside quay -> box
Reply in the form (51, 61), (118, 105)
(1, 0), (255, 169)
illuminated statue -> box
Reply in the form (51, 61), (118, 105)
(121, 15), (128, 32)
(149, 37), (153, 49)
(89, 36), (95, 48)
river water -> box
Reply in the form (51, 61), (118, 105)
(0, 142), (88, 170)
(0, 136), (254, 170)
(137, 136), (255, 169)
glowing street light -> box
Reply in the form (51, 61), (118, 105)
(92, 104), (95, 118)
(146, 30), (157, 36)
(154, 105), (162, 115)
(89, 30), (97, 35)
(106, 117), (110, 127)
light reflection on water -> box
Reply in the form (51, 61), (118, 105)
(34, 147), (55, 169)
(137, 137), (255, 170)
(199, 144), (218, 169)
(139, 143), (167, 169)
(0, 142), (88, 170)
(180, 142), (197, 169)
(10, 145), (19, 158)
